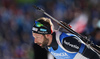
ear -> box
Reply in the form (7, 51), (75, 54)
(51, 26), (53, 34)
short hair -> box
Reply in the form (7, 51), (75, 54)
(36, 17), (54, 32)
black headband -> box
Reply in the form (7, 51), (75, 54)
(32, 21), (51, 34)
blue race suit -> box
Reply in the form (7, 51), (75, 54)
(46, 31), (100, 59)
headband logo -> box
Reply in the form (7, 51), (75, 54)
(32, 27), (38, 31)
(40, 28), (47, 31)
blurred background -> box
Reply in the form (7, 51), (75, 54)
(0, 0), (100, 59)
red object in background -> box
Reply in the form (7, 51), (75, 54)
(68, 24), (72, 28)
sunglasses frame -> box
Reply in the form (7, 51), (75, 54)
(35, 21), (48, 28)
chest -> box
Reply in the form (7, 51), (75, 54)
(48, 45), (77, 59)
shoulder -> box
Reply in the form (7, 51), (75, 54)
(60, 32), (78, 41)
(54, 30), (79, 40)
(54, 30), (76, 37)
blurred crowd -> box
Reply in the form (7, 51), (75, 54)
(0, 0), (100, 59)
(0, 0), (35, 59)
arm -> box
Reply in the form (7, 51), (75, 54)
(62, 36), (100, 59)
(62, 36), (82, 52)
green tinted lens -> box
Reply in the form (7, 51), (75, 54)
(35, 21), (43, 27)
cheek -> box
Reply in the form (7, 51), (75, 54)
(39, 37), (45, 43)
(43, 37), (49, 43)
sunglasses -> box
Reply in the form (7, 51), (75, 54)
(35, 21), (44, 27)
(34, 21), (47, 31)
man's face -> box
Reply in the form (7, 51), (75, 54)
(33, 33), (49, 48)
